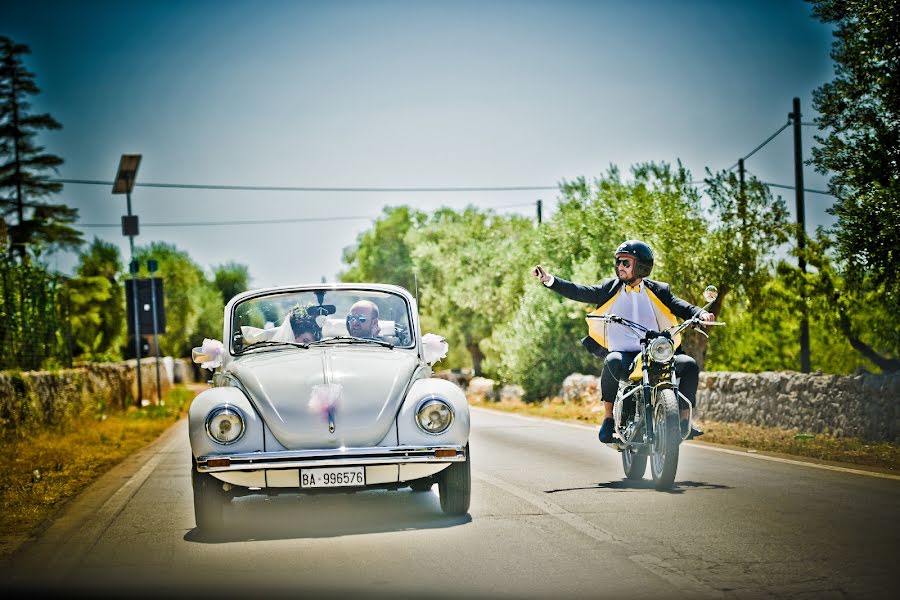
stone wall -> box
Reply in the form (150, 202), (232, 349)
(698, 371), (900, 443)
(0, 357), (198, 437)
(441, 369), (900, 443)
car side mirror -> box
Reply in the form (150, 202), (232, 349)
(192, 347), (210, 364)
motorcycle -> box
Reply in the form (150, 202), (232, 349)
(586, 285), (724, 490)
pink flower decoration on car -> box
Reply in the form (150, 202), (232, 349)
(200, 338), (225, 370)
(422, 333), (449, 366)
(309, 383), (342, 431)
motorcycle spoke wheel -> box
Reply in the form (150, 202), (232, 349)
(649, 388), (680, 490)
(622, 447), (647, 480)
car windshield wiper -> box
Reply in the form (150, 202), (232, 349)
(235, 340), (309, 355)
(310, 336), (394, 349)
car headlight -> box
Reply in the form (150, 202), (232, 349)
(206, 406), (245, 445)
(648, 337), (675, 363)
(416, 397), (454, 435)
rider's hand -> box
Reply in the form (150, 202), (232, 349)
(700, 311), (716, 324)
(532, 265), (552, 285)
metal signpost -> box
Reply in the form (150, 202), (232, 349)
(113, 154), (144, 406)
(148, 259), (162, 404)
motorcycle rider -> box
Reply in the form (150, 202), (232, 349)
(532, 240), (715, 443)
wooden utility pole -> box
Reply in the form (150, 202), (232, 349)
(791, 97), (811, 373)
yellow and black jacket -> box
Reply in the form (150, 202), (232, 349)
(548, 276), (702, 355)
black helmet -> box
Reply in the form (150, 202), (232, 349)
(614, 240), (654, 278)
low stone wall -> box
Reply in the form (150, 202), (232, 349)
(0, 357), (198, 437)
(699, 371), (900, 443)
(446, 370), (900, 443)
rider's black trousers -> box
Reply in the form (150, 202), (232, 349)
(600, 351), (700, 407)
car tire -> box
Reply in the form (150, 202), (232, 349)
(409, 478), (433, 492)
(191, 458), (228, 531)
(438, 444), (471, 515)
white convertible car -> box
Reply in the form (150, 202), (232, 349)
(189, 283), (470, 531)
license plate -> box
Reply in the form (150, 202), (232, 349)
(300, 466), (365, 488)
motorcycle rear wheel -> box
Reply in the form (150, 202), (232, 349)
(649, 388), (680, 490)
(622, 447), (647, 480)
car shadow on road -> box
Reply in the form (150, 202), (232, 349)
(545, 479), (732, 495)
(184, 487), (471, 544)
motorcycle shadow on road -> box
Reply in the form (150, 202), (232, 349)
(184, 487), (470, 544)
(546, 479), (732, 495)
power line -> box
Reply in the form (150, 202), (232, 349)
(52, 178), (559, 193)
(75, 202), (538, 228)
(722, 120), (793, 172)
(76, 215), (377, 228)
(762, 182), (834, 196)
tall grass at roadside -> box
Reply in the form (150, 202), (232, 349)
(0, 386), (198, 560)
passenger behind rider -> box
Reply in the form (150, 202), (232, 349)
(532, 240), (715, 443)
(346, 300), (381, 339)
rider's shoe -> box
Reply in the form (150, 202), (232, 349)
(681, 419), (704, 440)
(598, 418), (616, 443)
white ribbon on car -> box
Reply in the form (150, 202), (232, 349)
(241, 315), (296, 344)
(422, 333), (449, 366)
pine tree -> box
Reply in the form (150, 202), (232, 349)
(0, 36), (82, 260)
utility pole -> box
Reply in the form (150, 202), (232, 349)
(790, 97), (811, 373)
(738, 159), (748, 275)
(536, 199), (543, 225)
(113, 154), (144, 405)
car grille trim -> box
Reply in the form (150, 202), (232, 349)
(196, 444), (466, 473)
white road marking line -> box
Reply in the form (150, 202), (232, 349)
(471, 406), (900, 481)
(474, 471), (619, 544)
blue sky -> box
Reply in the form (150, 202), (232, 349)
(4, 0), (835, 287)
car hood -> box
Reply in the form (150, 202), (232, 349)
(229, 346), (421, 449)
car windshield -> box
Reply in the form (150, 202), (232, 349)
(231, 289), (414, 353)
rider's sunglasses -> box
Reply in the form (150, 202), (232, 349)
(346, 314), (368, 324)
(615, 258), (632, 268)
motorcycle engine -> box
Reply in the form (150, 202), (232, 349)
(614, 386), (639, 441)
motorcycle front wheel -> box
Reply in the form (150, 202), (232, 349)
(649, 388), (680, 490)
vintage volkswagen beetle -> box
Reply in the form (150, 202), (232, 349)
(189, 283), (470, 531)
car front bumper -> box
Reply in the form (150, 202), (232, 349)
(195, 444), (467, 473)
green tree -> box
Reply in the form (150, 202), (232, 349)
(340, 206), (426, 292)
(66, 238), (126, 360)
(133, 242), (221, 357)
(0, 242), (72, 370)
(0, 37), (82, 259)
(212, 261), (251, 304)
(410, 207), (537, 375)
(806, 0), (900, 370)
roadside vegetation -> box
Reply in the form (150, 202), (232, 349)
(468, 396), (900, 473)
(0, 386), (196, 562)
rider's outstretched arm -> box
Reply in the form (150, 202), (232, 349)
(547, 276), (610, 304)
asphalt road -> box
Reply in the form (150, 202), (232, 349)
(3, 407), (899, 599)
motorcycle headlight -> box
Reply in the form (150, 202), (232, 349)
(206, 406), (245, 445)
(415, 397), (454, 435)
(648, 337), (675, 363)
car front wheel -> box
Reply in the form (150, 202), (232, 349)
(191, 458), (228, 531)
(438, 444), (471, 515)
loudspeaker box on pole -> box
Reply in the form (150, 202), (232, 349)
(125, 278), (166, 335)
